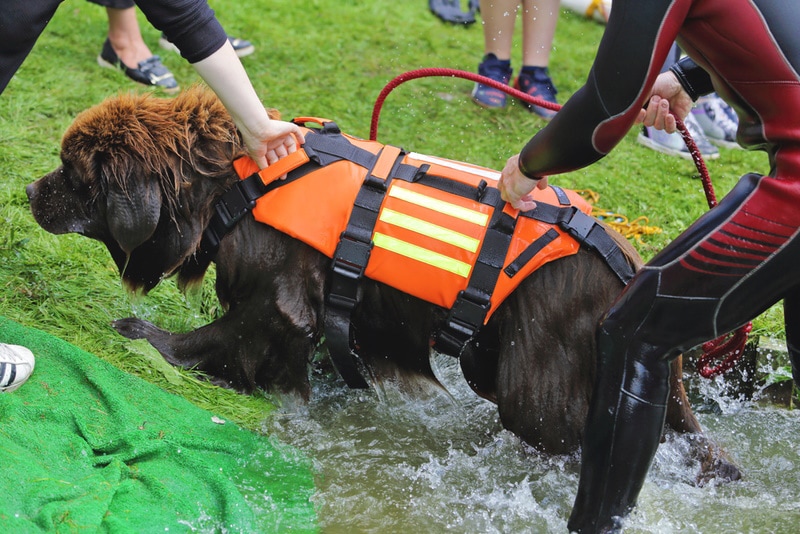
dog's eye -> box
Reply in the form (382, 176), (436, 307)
(59, 166), (87, 193)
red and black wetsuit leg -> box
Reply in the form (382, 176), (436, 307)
(568, 172), (800, 532)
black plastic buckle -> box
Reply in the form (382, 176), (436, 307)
(435, 288), (491, 356)
(446, 287), (491, 338)
(476, 179), (488, 201)
(328, 233), (373, 311)
(412, 164), (430, 182)
(562, 207), (596, 244)
(215, 183), (256, 231)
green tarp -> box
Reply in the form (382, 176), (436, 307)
(0, 317), (317, 533)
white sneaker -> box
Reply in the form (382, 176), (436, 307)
(692, 94), (741, 149)
(637, 112), (719, 160)
(0, 343), (35, 393)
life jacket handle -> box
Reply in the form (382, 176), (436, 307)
(292, 116), (340, 133)
(254, 149), (311, 186)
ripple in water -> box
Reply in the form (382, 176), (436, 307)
(267, 355), (800, 533)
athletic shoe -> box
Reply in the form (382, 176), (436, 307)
(159, 34), (256, 58)
(0, 343), (35, 393)
(429, 0), (477, 25)
(637, 112), (719, 160)
(471, 53), (512, 108)
(513, 66), (559, 120)
(692, 94), (741, 149)
(98, 38), (179, 93)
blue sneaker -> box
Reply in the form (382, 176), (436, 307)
(514, 67), (559, 120)
(472, 54), (512, 108)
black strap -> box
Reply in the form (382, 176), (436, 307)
(200, 173), (268, 256)
(503, 228), (560, 278)
(323, 145), (404, 388)
(522, 204), (635, 284)
(434, 198), (517, 357)
(550, 185), (572, 206)
(302, 130), (379, 170)
(200, 165), (317, 256)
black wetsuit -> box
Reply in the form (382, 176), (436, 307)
(514, 1), (800, 532)
(0, 0), (226, 94)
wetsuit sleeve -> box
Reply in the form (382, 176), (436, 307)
(669, 56), (715, 101)
(133, 0), (227, 63)
(517, 0), (689, 179)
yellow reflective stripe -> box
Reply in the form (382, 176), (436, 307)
(373, 232), (472, 278)
(388, 185), (489, 227)
(379, 208), (480, 253)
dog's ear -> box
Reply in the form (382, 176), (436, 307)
(103, 165), (162, 255)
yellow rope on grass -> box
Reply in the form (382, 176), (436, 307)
(575, 189), (662, 244)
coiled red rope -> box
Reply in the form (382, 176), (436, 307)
(370, 68), (749, 378)
(673, 116), (752, 378)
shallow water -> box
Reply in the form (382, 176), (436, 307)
(267, 354), (800, 533)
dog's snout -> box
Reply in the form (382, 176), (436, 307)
(25, 183), (36, 202)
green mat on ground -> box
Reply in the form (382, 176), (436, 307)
(0, 317), (317, 533)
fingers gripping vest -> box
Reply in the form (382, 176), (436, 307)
(207, 118), (634, 387)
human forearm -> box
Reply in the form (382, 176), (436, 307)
(192, 41), (304, 168)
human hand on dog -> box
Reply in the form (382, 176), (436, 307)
(242, 119), (306, 170)
(191, 40), (305, 169)
(636, 71), (693, 134)
(498, 154), (549, 212)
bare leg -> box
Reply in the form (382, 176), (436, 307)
(520, 0), (559, 68)
(479, 0), (520, 60)
(105, 7), (153, 68)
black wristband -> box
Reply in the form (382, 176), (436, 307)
(669, 57), (714, 102)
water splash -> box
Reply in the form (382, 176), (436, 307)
(268, 355), (800, 532)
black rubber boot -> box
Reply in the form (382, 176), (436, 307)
(568, 274), (672, 533)
(784, 286), (800, 385)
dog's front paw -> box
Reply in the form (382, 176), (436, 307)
(112, 317), (161, 340)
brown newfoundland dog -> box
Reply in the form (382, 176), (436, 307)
(27, 87), (738, 481)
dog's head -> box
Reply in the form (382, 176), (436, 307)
(27, 87), (264, 293)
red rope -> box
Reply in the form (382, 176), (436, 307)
(674, 116), (753, 378)
(370, 68), (750, 378)
(369, 68), (559, 141)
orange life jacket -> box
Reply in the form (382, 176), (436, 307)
(205, 118), (633, 385)
(233, 122), (591, 320)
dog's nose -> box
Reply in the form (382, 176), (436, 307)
(25, 183), (36, 201)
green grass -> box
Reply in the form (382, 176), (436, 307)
(0, 1), (777, 426)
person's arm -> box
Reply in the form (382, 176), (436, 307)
(499, 0), (686, 209)
(134, 0), (224, 63)
(192, 42), (304, 168)
(134, 0), (303, 168)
